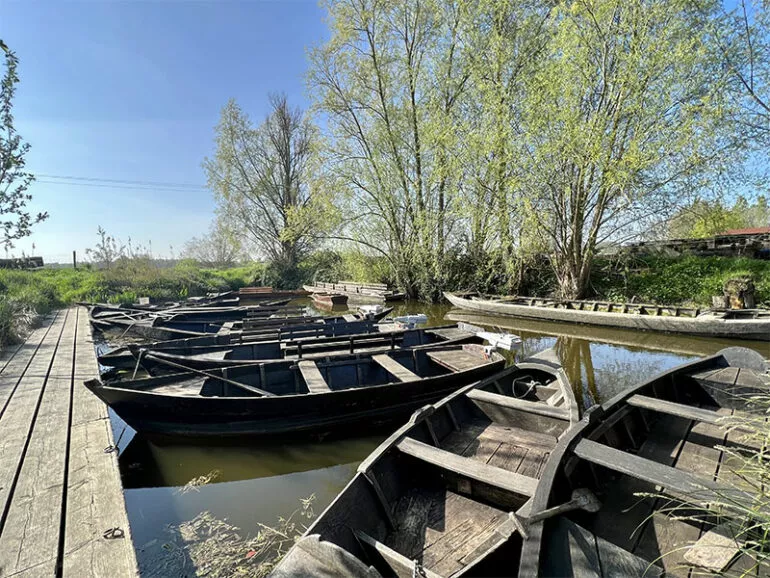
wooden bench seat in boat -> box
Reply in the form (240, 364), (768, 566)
(297, 360), (332, 394)
(627, 394), (730, 425)
(396, 436), (538, 497)
(371, 354), (419, 382)
(573, 439), (753, 508)
(467, 389), (571, 421)
(427, 349), (488, 372)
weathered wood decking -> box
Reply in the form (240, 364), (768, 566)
(0, 307), (137, 577)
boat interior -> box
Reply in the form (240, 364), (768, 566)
(102, 345), (503, 399)
(537, 356), (770, 577)
(288, 364), (576, 577)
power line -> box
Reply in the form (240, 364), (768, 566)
(35, 173), (208, 190)
(35, 179), (209, 193)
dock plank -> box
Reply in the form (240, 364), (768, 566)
(0, 314), (58, 418)
(63, 306), (138, 577)
(0, 309), (76, 576)
(0, 312), (67, 528)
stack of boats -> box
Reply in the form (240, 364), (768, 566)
(272, 347), (770, 577)
(83, 291), (770, 576)
(304, 281), (406, 303)
(86, 297), (522, 438)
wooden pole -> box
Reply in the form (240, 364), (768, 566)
(72, 250), (77, 269)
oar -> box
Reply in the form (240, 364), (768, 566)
(127, 345), (274, 397)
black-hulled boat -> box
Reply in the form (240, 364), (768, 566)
(272, 349), (579, 577)
(85, 344), (505, 440)
(98, 324), (486, 372)
(519, 347), (769, 577)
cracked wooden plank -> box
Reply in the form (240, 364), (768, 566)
(0, 311), (68, 540)
(0, 309), (76, 576)
(63, 307), (137, 577)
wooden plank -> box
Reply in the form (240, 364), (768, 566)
(426, 349), (484, 372)
(634, 418), (725, 575)
(684, 523), (742, 572)
(467, 388), (570, 420)
(574, 439), (748, 507)
(298, 360), (332, 393)
(0, 314), (58, 418)
(354, 530), (442, 578)
(63, 307), (138, 577)
(0, 311), (68, 527)
(371, 354), (419, 382)
(397, 437), (537, 497)
(627, 394), (727, 425)
(0, 309), (76, 576)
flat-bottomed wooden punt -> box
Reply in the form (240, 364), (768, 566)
(90, 307), (393, 342)
(273, 349), (580, 577)
(519, 347), (770, 577)
(84, 344), (506, 439)
(312, 293), (349, 307)
(98, 324), (486, 372)
(445, 292), (770, 341)
(304, 281), (406, 302)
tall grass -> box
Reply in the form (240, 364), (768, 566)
(0, 261), (263, 347)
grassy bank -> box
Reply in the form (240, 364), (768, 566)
(0, 260), (263, 345)
(0, 253), (767, 347)
(591, 256), (770, 307)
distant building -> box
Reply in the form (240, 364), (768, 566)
(720, 227), (770, 236)
(0, 256), (44, 269)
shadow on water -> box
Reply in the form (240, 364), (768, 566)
(107, 297), (768, 574)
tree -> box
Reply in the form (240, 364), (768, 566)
(514, 0), (735, 297)
(203, 94), (329, 277)
(0, 40), (47, 248)
(667, 195), (769, 238)
(182, 219), (245, 268)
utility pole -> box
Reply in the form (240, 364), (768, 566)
(73, 250), (77, 269)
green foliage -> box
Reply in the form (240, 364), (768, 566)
(591, 256), (770, 306)
(667, 196), (770, 239)
(0, 262), (263, 345)
(0, 40), (48, 247)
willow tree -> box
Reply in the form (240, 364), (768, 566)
(456, 0), (551, 290)
(204, 95), (331, 280)
(309, 0), (475, 298)
(517, 0), (734, 298)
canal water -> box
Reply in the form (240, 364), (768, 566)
(106, 299), (769, 575)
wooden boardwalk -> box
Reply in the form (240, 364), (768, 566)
(0, 307), (137, 577)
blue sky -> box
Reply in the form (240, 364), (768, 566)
(3, 0), (328, 263)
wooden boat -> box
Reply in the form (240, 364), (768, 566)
(98, 324), (484, 371)
(312, 293), (349, 307)
(445, 292), (770, 341)
(272, 349), (580, 577)
(519, 347), (770, 577)
(90, 307), (394, 342)
(304, 281), (405, 302)
(84, 344), (506, 439)
(238, 286), (309, 306)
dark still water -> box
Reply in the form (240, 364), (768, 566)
(108, 298), (769, 575)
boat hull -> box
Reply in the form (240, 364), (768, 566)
(444, 292), (770, 341)
(86, 361), (504, 439)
